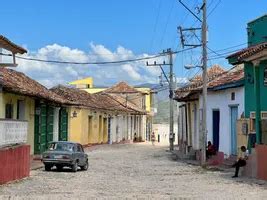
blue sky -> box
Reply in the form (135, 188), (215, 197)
(1, 0), (266, 87)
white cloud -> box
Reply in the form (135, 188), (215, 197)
(122, 64), (141, 81)
(15, 43), (181, 88)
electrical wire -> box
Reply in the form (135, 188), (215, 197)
(207, 0), (221, 18)
(159, 0), (175, 48)
(149, 0), (163, 53)
(0, 47), (197, 66)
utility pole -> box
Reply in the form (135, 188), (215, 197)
(201, 0), (208, 167)
(147, 48), (175, 151)
(169, 49), (174, 151)
(178, 0), (208, 166)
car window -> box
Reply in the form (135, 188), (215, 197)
(49, 143), (74, 152)
(77, 144), (84, 153)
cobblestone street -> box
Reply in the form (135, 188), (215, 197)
(0, 143), (267, 199)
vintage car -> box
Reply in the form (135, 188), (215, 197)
(42, 141), (88, 172)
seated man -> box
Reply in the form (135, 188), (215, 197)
(232, 146), (248, 178)
(206, 141), (216, 159)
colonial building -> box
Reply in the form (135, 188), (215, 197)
(0, 35), (29, 184)
(51, 85), (146, 146)
(175, 65), (245, 158)
(227, 14), (267, 180)
(0, 67), (72, 155)
(69, 77), (154, 141)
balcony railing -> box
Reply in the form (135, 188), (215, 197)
(0, 119), (28, 147)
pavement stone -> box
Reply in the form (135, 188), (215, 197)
(0, 143), (267, 199)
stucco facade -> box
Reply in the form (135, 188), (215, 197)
(0, 93), (35, 154)
(198, 87), (244, 156)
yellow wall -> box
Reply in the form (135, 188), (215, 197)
(83, 88), (105, 94)
(69, 78), (153, 112)
(136, 88), (152, 112)
(68, 107), (108, 145)
(237, 119), (249, 155)
(69, 77), (94, 88)
(0, 93), (35, 154)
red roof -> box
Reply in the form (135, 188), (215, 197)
(227, 42), (267, 62)
(175, 65), (244, 101)
(103, 81), (144, 94)
(208, 65), (244, 89)
(0, 68), (70, 104)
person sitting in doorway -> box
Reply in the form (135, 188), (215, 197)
(232, 146), (248, 178)
(206, 141), (216, 159)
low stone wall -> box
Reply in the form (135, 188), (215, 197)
(0, 145), (30, 185)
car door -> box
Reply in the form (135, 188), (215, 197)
(80, 145), (87, 164)
(77, 144), (85, 165)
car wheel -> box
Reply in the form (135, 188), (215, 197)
(56, 165), (63, 171)
(45, 164), (52, 171)
(81, 160), (89, 171)
(72, 161), (78, 172)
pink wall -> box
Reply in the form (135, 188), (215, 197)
(0, 145), (30, 185)
(256, 144), (267, 180)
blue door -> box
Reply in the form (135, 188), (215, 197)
(212, 110), (220, 151)
(230, 106), (238, 155)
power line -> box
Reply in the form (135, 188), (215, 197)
(209, 43), (246, 53)
(208, 47), (245, 60)
(0, 47), (196, 66)
(207, 0), (221, 18)
(149, 0), (163, 52)
(159, 0), (175, 48)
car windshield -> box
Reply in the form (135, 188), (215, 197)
(48, 143), (74, 152)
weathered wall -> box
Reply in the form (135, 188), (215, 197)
(236, 119), (249, 154)
(0, 145), (30, 185)
(256, 144), (267, 180)
(69, 108), (108, 145)
(0, 93), (35, 155)
(152, 123), (178, 146)
(199, 87), (244, 156)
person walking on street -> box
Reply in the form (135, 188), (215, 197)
(151, 132), (155, 146)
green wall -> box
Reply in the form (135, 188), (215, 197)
(248, 15), (267, 46)
(245, 61), (267, 117)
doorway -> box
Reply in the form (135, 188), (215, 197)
(230, 106), (238, 155)
(212, 110), (220, 151)
(88, 116), (93, 144)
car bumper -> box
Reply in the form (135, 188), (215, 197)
(43, 159), (74, 165)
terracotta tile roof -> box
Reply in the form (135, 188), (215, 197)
(0, 35), (27, 54)
(227, 42), (267, 62)
(51, 85), (145, 114)
(50, 85), (102, 109)
(208, 65), (244, 89)
(175, 65), (225, 100)
(175, 65), (244, 101)
(190, 64), (225, 83)
(103, 81), (144, 94)
(0, 68), (70, 104)
(101, 93), (146, 114)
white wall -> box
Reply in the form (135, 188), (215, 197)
(152, 123), (178, 146)
(53, 107), (60, 141)
(199, 87), (244, 156)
